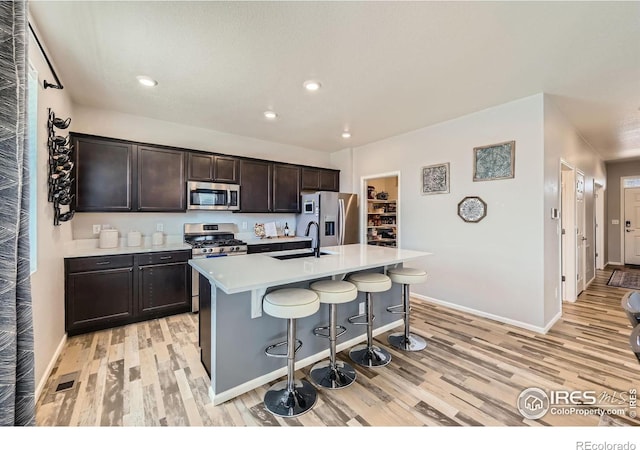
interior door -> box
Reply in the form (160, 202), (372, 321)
(576, 172), (585, 294)
(624, 187), (640, 265)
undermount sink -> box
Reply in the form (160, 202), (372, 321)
(270, 251), (331, 260)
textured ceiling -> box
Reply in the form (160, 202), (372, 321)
(28, 1), (640, 159)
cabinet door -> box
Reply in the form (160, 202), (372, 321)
(137, 145), (186, 211)
(213, 156), (239, 183)
(66, 267), (134, 335)
(239, 160), (272, 212)
(273, 164), (301, 212)
(72, 135), (134, 212)
(247, 243), (283, 254)
(301, 168), (320, 191)
(138, 261), (190, 318)
(188, 153), (213, 181)
(320, 170), (339, 191)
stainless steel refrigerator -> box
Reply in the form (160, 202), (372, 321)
(296, 192), (359, 247)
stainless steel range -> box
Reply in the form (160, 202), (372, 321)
(184, 223), (248, 311)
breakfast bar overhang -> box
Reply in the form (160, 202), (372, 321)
(189, 243), (431, 405)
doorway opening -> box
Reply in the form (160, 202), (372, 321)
(361, 172), (400, 248)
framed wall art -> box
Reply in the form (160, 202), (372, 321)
(473, 140), (515, 182)
(421, 162), (450, 195)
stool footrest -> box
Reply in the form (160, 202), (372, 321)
(265, 339), (302, 358)
(313, 325), (347, 339)
(348, 313), (374, 326)
(386, 304), (405, 314)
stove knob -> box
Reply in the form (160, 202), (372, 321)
(218, 248), (225, 253)
(205, 248), (211, 253)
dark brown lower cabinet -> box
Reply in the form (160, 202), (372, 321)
(65, 250), (191, 336)
(138, 252), (191, 319)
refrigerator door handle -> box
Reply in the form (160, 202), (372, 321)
(338, 198), (345, 245)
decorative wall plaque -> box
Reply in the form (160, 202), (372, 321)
(473, 140), (515, 182)
(421, 162), (450, 195)
(457, 196), (487, 223)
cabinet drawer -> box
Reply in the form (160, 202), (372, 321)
(247, 243), (282, 254)
(136, 250), (190, 266)
(282, 241), (311, 251)
(66, 255), (133, 273)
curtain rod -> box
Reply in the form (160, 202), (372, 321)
(28, 21), (63, 90)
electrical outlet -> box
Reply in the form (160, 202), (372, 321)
(358, 302), (365, 315)
(92, 224), (101, 234)
(156, 223), (163, 232)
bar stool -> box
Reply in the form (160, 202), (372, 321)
(309, 280), (358, 389)
(630, 324), (640, 364)
(621, 291), (640, 327)
(386, 267), (428, 351)
(263, 288), (320, 418)
(347, 272), (392, 367)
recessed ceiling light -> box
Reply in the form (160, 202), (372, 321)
(136, 75), (158, 87)
(303, 80), (322, 92)
(341, 131), (351, 139)
(264, 110), (278, 119)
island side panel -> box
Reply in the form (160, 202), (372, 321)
(198, 273), (212, 377)
(211, 266), (403, 397)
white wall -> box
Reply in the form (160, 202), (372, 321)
(348, 94), (547, 329)
(543, 95), (606, 324)
(330, 147), (354, 194)
(72, 105), (333, 167)
(28, 25), (75, 396)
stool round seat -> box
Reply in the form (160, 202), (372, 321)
(310, 280), (358, 304)
(622, 291), (640, 313)
(348, 272), (392, 293)
(264, 288), (319, 319)
(388, 267), (428, 285)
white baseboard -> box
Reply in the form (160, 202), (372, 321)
(209, 319), (403, 406)
(35, 333), (67, 401)
(586, 275), (596, 288)
(607, 261), (623, 267)
(411, 293), (556, 335)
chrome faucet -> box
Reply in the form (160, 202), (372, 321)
(305, 221), (321, 258)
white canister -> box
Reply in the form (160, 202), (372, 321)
(152, 231), (164, 246)
(99, 229), (119, 249)
(127, 231), (142, 247)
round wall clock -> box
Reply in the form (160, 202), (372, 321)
(458, 196), (487, 223)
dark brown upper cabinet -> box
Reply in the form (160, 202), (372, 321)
(301, 167), (339, 192)
(239, 159), (273, 212)
(137, 145), (186, 212)
(238, 160), (301, 213)
(273, 164), (301, 212)
(72, 133), (186, 213)
(72, 135), (135, 212)
(188, 152), (239, 184)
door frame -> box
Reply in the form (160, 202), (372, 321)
(594, 182), (605, 270)
(560, 160), (577, 302)
(360, 171), (401, 248)
(576, 169), (586, 295)
(620, 176), (640, 265)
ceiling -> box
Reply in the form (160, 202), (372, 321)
(28, 1), (640, 159)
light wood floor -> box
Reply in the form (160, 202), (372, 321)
(36, 267), (640, 426)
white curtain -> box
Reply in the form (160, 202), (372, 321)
(0, 0), (36, 426)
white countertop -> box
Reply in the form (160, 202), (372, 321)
(189, 243), (431, 294)
(64, 236), (191, 258)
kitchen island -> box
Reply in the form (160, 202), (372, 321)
(189, 243), (431, 405)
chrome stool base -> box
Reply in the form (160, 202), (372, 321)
(387, 332), (427, 352)
(264, 379), (317, 418)
(349, 343), (391, 367)
(310, 360), (357, 389)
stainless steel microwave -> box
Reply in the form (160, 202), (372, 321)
(187, 181), (240, 211)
